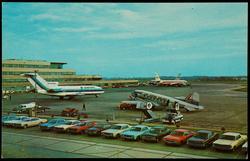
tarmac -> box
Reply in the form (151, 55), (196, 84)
(2, 131), (216, 158)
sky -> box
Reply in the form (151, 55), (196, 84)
(2, 3), (248, 78)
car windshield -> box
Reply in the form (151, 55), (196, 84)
(23, 118), (32, 121)
(171, 131), (184, 136)
(196, 132), (209, 139)
(65, 121), (77, 125)
(130, 127), (142, 131)
(220, 135), (236, 140)
(111, 125), (122, 130)
(48, 120), (59, 124)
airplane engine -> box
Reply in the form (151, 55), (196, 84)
(146, 102), (153, 110)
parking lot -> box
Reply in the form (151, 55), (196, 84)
(2, 82), (247, 158)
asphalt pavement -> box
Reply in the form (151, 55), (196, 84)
(2, 132), (216, 158)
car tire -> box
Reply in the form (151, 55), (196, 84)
(23, 125), (28, 129)
(116, 134), (120, 138)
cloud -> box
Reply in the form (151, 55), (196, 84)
(30, 13), (63, 21)
(53, 27), (100, 33)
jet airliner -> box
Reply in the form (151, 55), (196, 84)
(21, 73), (104, 99)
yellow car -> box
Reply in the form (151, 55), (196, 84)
(212, 132), (247, 151)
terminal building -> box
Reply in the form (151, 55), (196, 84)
(2, 59), (139, 91)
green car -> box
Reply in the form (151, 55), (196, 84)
(141, 126), (172, 143)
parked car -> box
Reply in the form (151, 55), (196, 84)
(212, 132), (247, 151)
(67, 120), (96, 134)
(2, 115), (19, 125)
(12, 117), (47, 128)
(187, 130), (219, 148)
(3, 116), (30, 127)
(141, 126), (172, 143)
(86, 122), (112, 136)
(242, 141), (247, 154)
(53, 120), (81, 133)
(163, 129), (196, 145)
(120, 125), (150, 141)
(39, 118), (66, 131)
(101, 124), (131, 138)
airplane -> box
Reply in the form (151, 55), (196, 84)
(129, 90), (204, 111)
(21, 73), (104, 100)
(149, 73), (189, 87)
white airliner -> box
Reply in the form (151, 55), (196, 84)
(21, 73), (104, 99)
(129, 90), (204, 111)
(149, 73), (189, 86)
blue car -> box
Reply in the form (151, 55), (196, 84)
(2, 115), (18, 125)
(121, 125), (151, 141)
(40, 118), (66, 131)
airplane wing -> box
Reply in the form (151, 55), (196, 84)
(134, 90), (204, 111)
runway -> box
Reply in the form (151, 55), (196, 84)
(2, 132), (215, 158)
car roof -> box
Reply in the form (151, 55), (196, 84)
(152, 126), (166, 129)
(66, 120), (79, 122)
(197, 130), (212, 133)
(132, 125), (149, 128)
(114, 124), (129, 126)
(175, 129), (189, 132)
(223, 132), (241, 136)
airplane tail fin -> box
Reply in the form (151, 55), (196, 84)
(176, 73), (181, 80)
(155, 73), (161, 81)
(21, 73), (50, 91)
(185, 92), (200, 105)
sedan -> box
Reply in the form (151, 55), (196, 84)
(12, 117), (47, 128)
(121, 125), (150, 141)
(67, 120), (96, 134)
(3, 116), (30, 127)
(101, 124), (131, 138)
(40, 118), (66, 131)
(141, 126), (172, 143)
(86, 122), (112, 136)
(53, 120), (81, 133)
(163, 129), (196, 145)
(213, 132), (247, 151)
(187, 130), (219, 148)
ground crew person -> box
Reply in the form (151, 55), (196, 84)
(82, 102), (86, 111)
